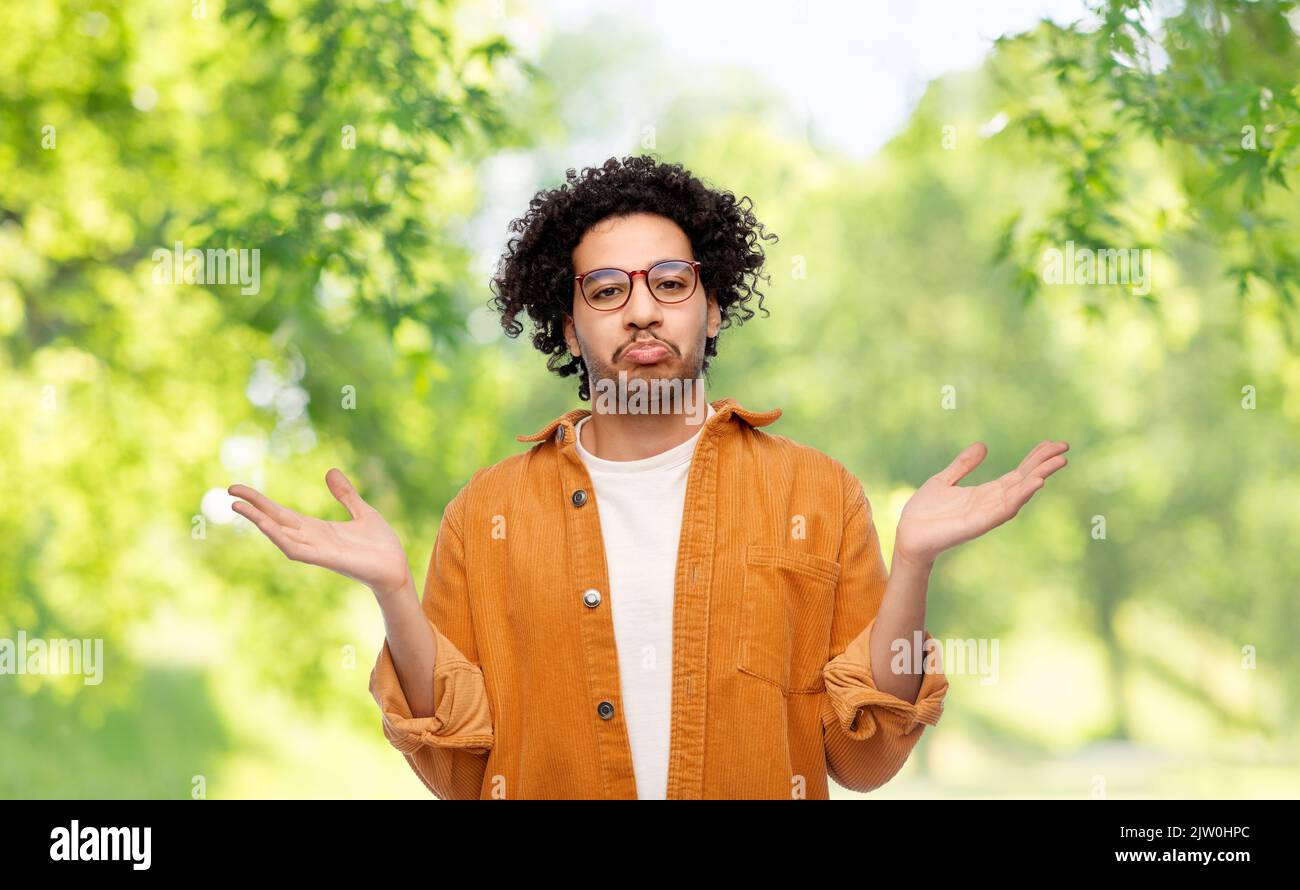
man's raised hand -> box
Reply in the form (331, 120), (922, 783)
(894, 440), (1070, 567)
(228, 468), (412, 600)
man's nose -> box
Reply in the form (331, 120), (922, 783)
(623, 273), (663, 323)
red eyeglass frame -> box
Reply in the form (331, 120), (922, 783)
(573, 260), (702, 311)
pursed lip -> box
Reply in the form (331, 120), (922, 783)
(621, 339), (673, 362)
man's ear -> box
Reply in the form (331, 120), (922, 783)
(563, 313), (581, 357)
(705, 293), (722, 339)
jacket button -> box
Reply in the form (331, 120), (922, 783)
(597, 701), (615, 720)
(582, 588), (602, 607)
(571, 488), (587, 507)
(556, 426), (565, 443)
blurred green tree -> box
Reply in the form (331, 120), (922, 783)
(0, 0), (531, 795)
(991, 0), (1300, 347)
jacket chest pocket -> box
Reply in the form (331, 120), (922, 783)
(736, 544), (841, 695)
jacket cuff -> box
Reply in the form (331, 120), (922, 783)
(823, 616), (948, 741)
(370, 622), (494, 754)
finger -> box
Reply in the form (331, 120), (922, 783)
(227, 484), (302, 530)
(937, 442), (988, 485)
(1015, 440), (1069, 477)
(1026, 453), (1068, 481)
(1009, 457), (1064, 506)
(1012, 441), (1050, 476)
(994, 474), (1045, 521)
(232, 501), (306, 561)
(326, 467), (371, 520)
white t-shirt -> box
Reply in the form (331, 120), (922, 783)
(572, 401), (716, 800)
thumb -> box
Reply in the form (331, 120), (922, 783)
(936, 442), (987, 486)
(326, 468), (370, 519)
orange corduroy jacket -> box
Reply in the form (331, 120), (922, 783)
(369, 396), (948, 799)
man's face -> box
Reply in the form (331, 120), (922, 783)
(563, 212), (721, 407)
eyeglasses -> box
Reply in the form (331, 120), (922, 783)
(574, 260), (701, 311)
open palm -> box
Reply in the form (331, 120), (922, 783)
(228, 468), (410, 599)
(895, 440), (1069, 566)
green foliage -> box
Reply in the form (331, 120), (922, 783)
(990, 0), (1300, 344)
(0, 0), (527, 795)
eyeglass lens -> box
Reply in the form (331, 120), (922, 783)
(581, 261), (697, 307)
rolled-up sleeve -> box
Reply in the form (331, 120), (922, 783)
(369, 483), (493, 798)
(821, 468), (948, 793)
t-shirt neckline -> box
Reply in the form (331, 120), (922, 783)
(574, 402), (716, 474)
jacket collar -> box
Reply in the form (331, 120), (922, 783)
(516, 396), (781, 444)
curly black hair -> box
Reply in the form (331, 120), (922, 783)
(488, 154), (778, 401)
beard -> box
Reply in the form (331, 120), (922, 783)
(579, 330), (708, 420)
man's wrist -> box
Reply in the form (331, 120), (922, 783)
(892, 549), (936, 575)
(372, 573), (417, 606)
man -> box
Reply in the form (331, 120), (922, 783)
(230, 155), (1068, 799)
